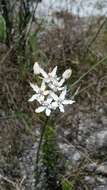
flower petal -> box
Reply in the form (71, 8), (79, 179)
(60, 88), (67, 100)
(50, 66), (57, 77)
(58, 78), (65, 86)
(41, 80), (46, 91)
(51, 102), (58, 109)
(63, 100), (75, 105)
(62, 69), (72, 79)
(33, 62), (41, 74)
(46, 96), (53, 104)
(59, 104), (64, 112)
(50, 92), (58, 101)
(35, 106), (45, 113)
(49, 83), (55, 90)
(28, 94), (38, 102)
(57, 77), (61, 81)
(30, 83), (39, 93)
(58, 86), (65, 91)
(45, 108), (51, 116)
(40, 68), (48, 78)
(37, 95), (45, 103)
(49, 83), (58, 92)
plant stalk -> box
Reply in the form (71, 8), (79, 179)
(35, 116), (49, 187)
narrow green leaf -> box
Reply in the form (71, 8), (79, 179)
(0, 15), (6, 42)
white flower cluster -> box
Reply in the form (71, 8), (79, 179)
(29, 62), (75, 116)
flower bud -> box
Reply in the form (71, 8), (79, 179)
(62, 69), (72, 79)
(33, 62), (41, 74)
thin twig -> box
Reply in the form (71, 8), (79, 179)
(0, 174), (16, 187)
(19, 175), (26, 188)
(0, 174), (25, 190)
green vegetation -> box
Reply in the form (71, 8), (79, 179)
(61, 178), (74, 190)
(0, 15), (6, 42)
(35, 121), (61, 190)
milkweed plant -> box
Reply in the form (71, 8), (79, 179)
(29, 62), (75, 116)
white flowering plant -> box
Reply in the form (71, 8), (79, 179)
(29, 62), (76, 188)
(29, 62), (75, 116)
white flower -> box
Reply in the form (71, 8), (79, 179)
(51, 88), (75, 112)
(62, 69), (72, 80)
(35, 97), (53, 116)
(54, 69), (72, 88)
(41, 66), (59, 83)
(49, 69), (72, 91)
(33, 64), (71, 92)
(29, 63), (75, 116)
(48, 80), (64, 92)
(28, 81), (49, 103)
(36, 65), (63, 92)
(33, 62), (41, 74)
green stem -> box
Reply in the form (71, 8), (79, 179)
(35, 117), (49, 187)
